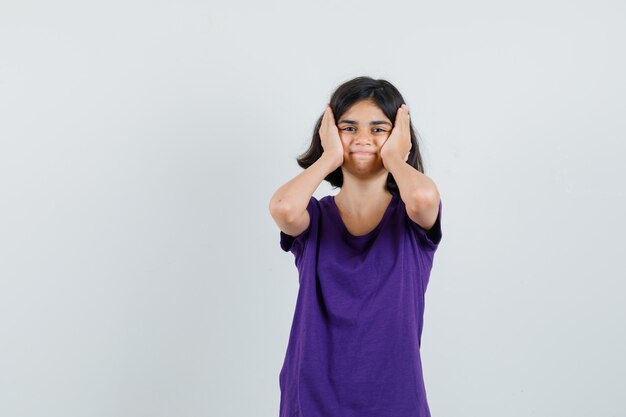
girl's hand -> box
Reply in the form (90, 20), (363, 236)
(319, 104), (344, 169)
(380, 104), (412, 171)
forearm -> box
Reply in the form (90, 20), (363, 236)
(385, 156), (439, 209)
(270, 154), (338, 222)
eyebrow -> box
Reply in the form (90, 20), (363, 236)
(337, 119), (392, 127)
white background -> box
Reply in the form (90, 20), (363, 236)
(1, 0), (625, 416)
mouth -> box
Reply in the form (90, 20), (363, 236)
(351, 151), (375, 156)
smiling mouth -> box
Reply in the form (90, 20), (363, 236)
(351, 152), (375, 156)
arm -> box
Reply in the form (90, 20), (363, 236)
(385, 155), (441, 231)
(269, 154), (338, 237)
(270, 103), (344, 237)
(380, 104), (441, 230)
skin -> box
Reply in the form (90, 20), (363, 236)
(269, 99), (440, 238)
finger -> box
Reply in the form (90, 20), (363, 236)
(321, 107), (331, 132)
(401, 104), (410, 132)
(324, 105), (333, 124)
(327, 105), (336, 122)
(398, 105), (406, 130)
(394, 106), (402, 128)
(406, 110), (410, 129)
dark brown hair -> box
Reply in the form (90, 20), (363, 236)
(296, 76), (427, 194)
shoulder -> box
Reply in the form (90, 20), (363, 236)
(406, 195), (441, 232)
(278, 195), (324, 253)
(400, 195), (443, 249)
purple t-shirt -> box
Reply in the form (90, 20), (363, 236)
(278, 193), (443, 417)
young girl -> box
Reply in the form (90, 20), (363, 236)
(269, 76), (443, 417)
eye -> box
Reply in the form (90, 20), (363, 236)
(341, 127), (386, 133)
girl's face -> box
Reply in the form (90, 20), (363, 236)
(336, 99), (392, 175)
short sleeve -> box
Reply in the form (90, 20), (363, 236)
(405, 198), (443, 250)
(279, 196), (319, 259)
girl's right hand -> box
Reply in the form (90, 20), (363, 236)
(319, 104), (344, 169)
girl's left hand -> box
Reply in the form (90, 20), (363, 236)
(380, 104), (412, 171)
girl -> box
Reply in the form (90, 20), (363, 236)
(269, 76), (443, 417)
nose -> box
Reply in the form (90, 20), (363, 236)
(354, 131), (374, 145)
